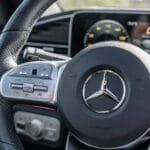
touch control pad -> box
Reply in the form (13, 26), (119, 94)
(0, 61), (67, 105)
(11, 83), (48, 93)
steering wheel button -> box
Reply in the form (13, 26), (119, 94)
(46, 129), (55, 137)
(44, 128), (58, 142)
(34, 85), (48, 92)
(19, 71), (27, 75)
(16, 121), (25, 130)
(26, 119), (44, 139)
(23, 83), (34, 93)
(11, 83), (23, 89)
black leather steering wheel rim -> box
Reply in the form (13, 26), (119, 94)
(0, 0), (56, 149)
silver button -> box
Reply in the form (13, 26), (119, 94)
(23, 83), (34, 93)
(11, 83), (23, 89)
(26, 119), (44, 138)
(44, 128), (56, 141)
(34, 85), (48, 92)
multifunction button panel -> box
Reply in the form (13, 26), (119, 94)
(14, 111), (61, 142)
(0, 61), (66, 105)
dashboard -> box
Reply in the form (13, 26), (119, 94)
(27, 9), (150, 61)
(70, 10), (150, 56)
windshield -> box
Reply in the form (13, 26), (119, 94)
(58, 0), (150, 10)
(42, 0), (150, 17)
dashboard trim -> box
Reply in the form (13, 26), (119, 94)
(36, 14), (72, 26)
(27, 42), (69, 49)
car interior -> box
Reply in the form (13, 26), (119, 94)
(0, 0), (150, 150)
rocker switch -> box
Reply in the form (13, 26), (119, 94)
(11, 83), (23, 90)
(23, 83), (34, 93)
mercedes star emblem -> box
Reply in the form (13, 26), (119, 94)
(82, 70), (126, 114)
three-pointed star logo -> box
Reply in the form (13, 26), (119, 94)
(85, 71), (120, 103)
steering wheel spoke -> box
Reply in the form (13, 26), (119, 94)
(0, 61), (67, 105)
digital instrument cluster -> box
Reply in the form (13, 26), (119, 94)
(84, 20), (129, 47)
(70, 10), (150, 57)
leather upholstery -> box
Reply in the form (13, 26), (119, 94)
(0, 0), (56, 149)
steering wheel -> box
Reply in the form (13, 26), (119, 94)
(0, 0), (150, 149)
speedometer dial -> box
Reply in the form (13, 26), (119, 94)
(84, 20), (129, 47)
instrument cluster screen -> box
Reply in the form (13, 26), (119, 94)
(70, 11), (150, 56)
